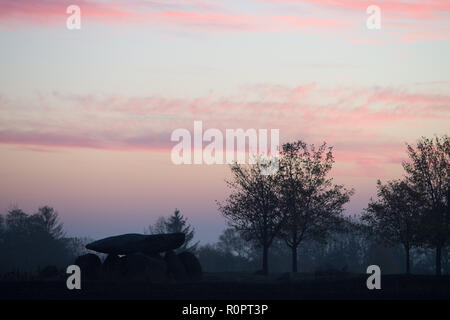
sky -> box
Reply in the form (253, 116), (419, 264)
(0, 0), (449, 244)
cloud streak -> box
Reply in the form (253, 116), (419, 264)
(1, 84), (448, 177)
(0, 0), (351, 31)
(1, 0), (448, 41)
(265, 0), (450, 20)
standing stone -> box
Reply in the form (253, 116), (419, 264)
(122, 253), (168, 282)
(75, 253), (101, 280)
(147, 257), (168, 282)
(122, 253), (150, 278)
(177, 251), (202, 281)
(164, 250), (188, 282)
(102, 254), (124, 279)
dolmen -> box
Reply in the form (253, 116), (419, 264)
(75, 233), (202, 283)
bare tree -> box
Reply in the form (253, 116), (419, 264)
(402, 135), (449, 275)
(146, 216), (167, 235)
(362, 179), (422, 274)
(278, 141), (353, 272)
(217, 160), (282, 275)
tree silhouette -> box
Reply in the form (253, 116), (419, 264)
(147, 209), (199, 252)
(217, 228), (253, 260)
(33, 206), (65, 240)
(402, 135), (449, 275)
(166, 209), (198, 252)
(217, 160), (282, 275)
(0, 215), (4, 235)
(278, 141), (353, 272)
(5, 208), (29, 234)
(363, 179), (422, 274)
(147, 216), (167, 234)
(0, 206), (70, 274)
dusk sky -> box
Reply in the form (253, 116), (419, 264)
(0, 0), (449, 244)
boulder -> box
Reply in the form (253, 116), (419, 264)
(146, 257), (168, 282)
(164, 250), (189, 282)
(86, 233), (185, 255)
(177, 251), (202, 281)
(123, 253), (150, 276)
(122, 253), (168, 282)
(75, 253), (102, 280)
(102, 254), (124, 279)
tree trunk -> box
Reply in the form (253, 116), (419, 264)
(436, 245), (442, 276)
(292, 245), (298, 273)
(262, 245), (269, 275)
(443, 247), (448, 275)
(405, 244), (410, 274)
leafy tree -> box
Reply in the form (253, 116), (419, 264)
(278, 141), (353, 272)
(362, 179), (421, 274)
(402, 135), (449, 275)
(217, 160), (282, 275)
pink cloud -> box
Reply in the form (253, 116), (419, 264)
(399, 30), (450, 42)
(0, 130), (104, 149)
(0, 0), (140, 26)
(0, 0), (368, 33)
(1, 0), (448, 42)
(0, 84), (448, 178)
(262, 0), (450, 42)
(0, 129), (172, 152)
(268, 15), (354, 30)
(266, 0), (450, 20)
(45, 85), (450, 130)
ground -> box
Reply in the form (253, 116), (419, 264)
(0, 273), (449, 300)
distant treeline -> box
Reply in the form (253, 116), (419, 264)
(196, 224), (448, 275)
(0, 206), (90, 276)
(0, 207), (446, 276)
